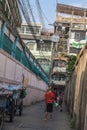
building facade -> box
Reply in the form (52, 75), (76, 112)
(0, 0), (48, 82)
(18, 23), (54, 75)
(55, 3), (87, 55)
(51, 55), (67, 90)
(50, 3), (87, 91)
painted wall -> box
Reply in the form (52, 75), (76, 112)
(0, 50), (48, 105)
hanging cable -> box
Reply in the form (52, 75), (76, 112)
(18, 0), (50, 70)
(35, 0), (45, 31)
(35, 0), (52, 65)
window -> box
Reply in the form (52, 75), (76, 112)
(27, 44), (34, 50)
(75, 32), (80, 40)
(18, 26), (24, 33)
(37, 43), (41, 51)
(26, 27), (32, 34)
(71, 32), (75, 39)
(37, 42), (51, 51)
(32, 26), (40, 34)
(26, 26), (41, 34)
(54, 61), (58, 66)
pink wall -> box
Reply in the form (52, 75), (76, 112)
(0, 50), (48, 105)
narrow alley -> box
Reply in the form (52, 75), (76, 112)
(3, 102), (73, 130)
(0, 0), (87, 130)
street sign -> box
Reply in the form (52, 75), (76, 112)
(52, 34), (59, 43)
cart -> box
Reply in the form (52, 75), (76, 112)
(13, 89), (23, 116)
(0, 95), (6, 130)
(0, 84), (26, 126)
(0, 90), (13, 129)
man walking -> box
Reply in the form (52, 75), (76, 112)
(44, 87), (55, 120)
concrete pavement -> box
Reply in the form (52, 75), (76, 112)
(3, 102), (73, 130)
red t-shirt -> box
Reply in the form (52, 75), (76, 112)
(45, 91), (55, 104)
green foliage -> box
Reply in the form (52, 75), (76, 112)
(70, 117), (76, 129)
(67, 55), (77, 73)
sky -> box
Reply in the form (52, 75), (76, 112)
(21, 0), (87, 29)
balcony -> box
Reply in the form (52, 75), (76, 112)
(52, 80), (66, 86)
(56, 16), (87, 24)
(71, 24), (86, 31)
(53, 67), (66, 73)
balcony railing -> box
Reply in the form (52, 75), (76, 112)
(56, 16), (87, 24)
(53, 67), (66, 73)
(52, 80), (66, 85)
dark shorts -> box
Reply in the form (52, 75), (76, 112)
(59, 100), (63, 106)
(46, 103), (53, 113)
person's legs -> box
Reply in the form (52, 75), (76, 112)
(44, 112), (48, 120)
(50, 112), (53, 120)
(60, 104), (63, 111)
(44, 104), (53, 120)
(49, 104), (53, 119)
(44, 104), (48, 120)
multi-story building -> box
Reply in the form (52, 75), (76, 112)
(18, 23), (54, 74)
(51, 3), (87, 91)
(51, 55), (67, 90)
(0, 0), (48, 84)
(55, 3), (87, 55)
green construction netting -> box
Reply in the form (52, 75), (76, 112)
(0, 33), (48, 84)
(15, 47), (22, 62)
(3, 35), (13, 55)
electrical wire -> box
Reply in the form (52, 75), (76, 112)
(35, 0), (52, 65)
(17, 0), (50, 72)
(35, 0), (45, 31)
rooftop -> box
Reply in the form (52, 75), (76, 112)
(57, 3), (87, 17)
